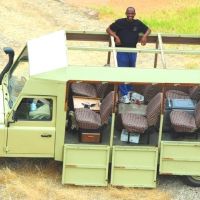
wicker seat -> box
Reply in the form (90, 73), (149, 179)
(170, 100), (200, 133)
(75, 91), (114, 130)
(121, 93), (162, 134)
(166, 86), (200, 101)
(71, 82), (108, 98)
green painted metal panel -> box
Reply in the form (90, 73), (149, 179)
(35, 67), (200, 85)
(7, 127), (55, 155)
(111, 146), (158, 188)
(0, 125), (6, 155)
(5, 96), (57, 157)
(62, 144), (110, 186)
(160, 141), (200, 176)
(15, 82), (65, 161)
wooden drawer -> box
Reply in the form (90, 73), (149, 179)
(81, 132), (101, 143)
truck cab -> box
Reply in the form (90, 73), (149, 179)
(0, 31), (67, 159)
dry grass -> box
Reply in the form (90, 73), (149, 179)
(66, 0), (177, 14)
(66, 0), (200, 19)
(0, 159), (171, 200)
(0, 1), (198, 199)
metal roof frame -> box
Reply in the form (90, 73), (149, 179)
(11, 30), (200, 75)
(65, 31), (200, 69)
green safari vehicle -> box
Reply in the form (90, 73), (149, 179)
(0, 30), (200, 187)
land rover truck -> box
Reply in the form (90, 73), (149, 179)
(1, 30), (200, 187)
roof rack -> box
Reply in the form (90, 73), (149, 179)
(66, 31), (200, 69)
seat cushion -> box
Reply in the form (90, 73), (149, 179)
(166, 90), (189, 99)
(100, 91), (114, 124)
(95, 83), (108, 98)
(189, 86), (200, 101)
(194, 100), (200, 128)
(71, 83), (97, 97)
(75, 108), (101, 129)
(121, 113), (148, 133)
(143, 84), (161, 103)
(146, 93), (162, 127)
(170, 110), (196, 132)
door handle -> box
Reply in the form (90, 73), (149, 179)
(41, 134), (52, 138)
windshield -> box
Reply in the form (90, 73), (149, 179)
(8, 47), (29, 108)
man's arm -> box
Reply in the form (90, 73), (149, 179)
(140, 28), (151, 46)
(106, 27), (121, 45)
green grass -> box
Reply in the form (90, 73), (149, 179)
(94, 4), (200, 34)
(142, 6), (200, 34)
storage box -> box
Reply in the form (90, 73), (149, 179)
(120, 129), (140, 144)
(81, 132), (101, 143)
(120, 129), (128, 142)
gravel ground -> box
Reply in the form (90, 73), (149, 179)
(0, 1), (200, 199)
(158, 175), (200, 200)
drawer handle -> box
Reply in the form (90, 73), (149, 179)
(41, 134), (52, 138)
(87, 135), (95, 138)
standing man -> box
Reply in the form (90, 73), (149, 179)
(106, 6), (151, 103)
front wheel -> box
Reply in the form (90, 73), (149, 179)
(183, 176), (200, 187)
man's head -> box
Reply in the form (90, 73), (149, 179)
(125, 7), (136, 21)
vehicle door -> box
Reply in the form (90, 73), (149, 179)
(6, 96), (56, 157)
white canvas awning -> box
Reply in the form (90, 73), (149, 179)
(28, 30), (68, 76)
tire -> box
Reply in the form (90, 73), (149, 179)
(183, 176), (200, 187)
